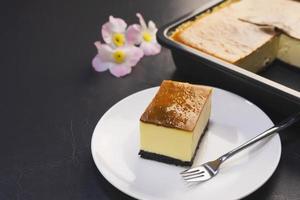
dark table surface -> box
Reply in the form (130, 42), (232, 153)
(1, 0), (300, 199)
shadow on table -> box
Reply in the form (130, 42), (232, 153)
(92, 164), (134, 200)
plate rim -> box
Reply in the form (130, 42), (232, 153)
(91, 86), (282, 200)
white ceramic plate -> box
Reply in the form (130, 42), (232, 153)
(91, 87), (281, 200)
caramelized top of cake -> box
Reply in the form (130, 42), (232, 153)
(238, 0), (300, 40)
(172, 0), (276, 63)
(140, 80), (212, 131)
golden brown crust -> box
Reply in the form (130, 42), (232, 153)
(171, 0), (238, 42)
(140, 80), (212, 131)
(237, 0), (300, 40)
(171, 0), (275, 63)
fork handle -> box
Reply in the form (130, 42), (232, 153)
(220, 112), (300, 162)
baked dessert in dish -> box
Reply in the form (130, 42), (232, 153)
(139, 80), (212, 166)
(238, 0), (300, 69)
(171, 0), (300, 72)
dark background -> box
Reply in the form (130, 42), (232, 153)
(1, 0), (300, 199)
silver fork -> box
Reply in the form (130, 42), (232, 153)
(181, 112), (300, 182)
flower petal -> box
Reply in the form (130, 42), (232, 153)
(123, 45), (144, 67)
(140, 41), (161, 56)
(101, 16), (127, 44)
(109, 65), (132, 77)
(136, 13), (147, 30)
(148, 20), (157, 33)
(109, 16), (127, 33)
(92, 54), (113, 72)
(94, 41), (113, 62)
(126, 24), (142, 45)
(101, 22), (113, 44)
(94, 41), (102, 49)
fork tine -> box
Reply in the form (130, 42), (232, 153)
(180, 168), (199, 175)
(181, 170), (204, 178)
(185, 176), (206, 182)
(183, 173), (205, 181)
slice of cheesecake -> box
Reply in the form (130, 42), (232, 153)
(171, 0), (277, 73)
(139, 80), (212, 166)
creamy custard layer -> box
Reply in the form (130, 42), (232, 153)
(278, 34), (300, 68)
(235, 36), (278, 72)
(140, 95), (211, 162)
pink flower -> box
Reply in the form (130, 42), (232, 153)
(92, 41), (144, 77)
(92, 14), (161, 77)
(102, 16), (134, 47)
(127, 13), (161, 56)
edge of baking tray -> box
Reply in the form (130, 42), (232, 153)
(157, 0), (300, 105)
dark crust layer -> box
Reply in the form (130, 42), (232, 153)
(139, 122), (209, 166)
